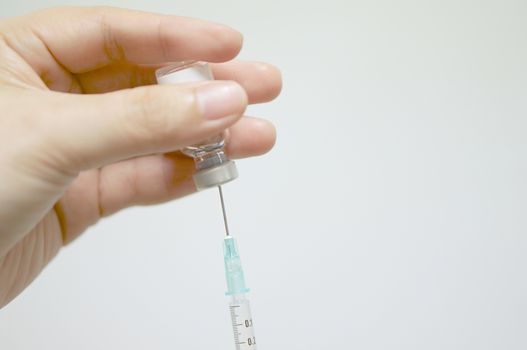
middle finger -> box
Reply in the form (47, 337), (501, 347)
(74, 60), (282, 104)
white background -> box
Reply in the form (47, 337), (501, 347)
(1, 0), (527, 349)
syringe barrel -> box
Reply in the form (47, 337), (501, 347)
(223, 237), (256, 349)
(228, 294), (257, 350)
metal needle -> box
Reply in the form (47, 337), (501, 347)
(218, 185), (230, 236)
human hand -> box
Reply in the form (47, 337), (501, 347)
(0, 6), (281, 308)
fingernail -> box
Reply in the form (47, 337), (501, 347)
(197, 81), (247, 120)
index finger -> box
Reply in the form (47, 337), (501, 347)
(24, 6), (243, 73)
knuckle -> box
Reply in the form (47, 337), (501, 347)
(92, 8), (126, 62)
(156, 16), (172, 61)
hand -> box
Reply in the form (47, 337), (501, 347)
(0, 6), (281, 308)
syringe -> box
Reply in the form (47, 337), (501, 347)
(218, 187), (257, 350)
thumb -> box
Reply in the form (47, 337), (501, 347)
(45, 80), (247, 172)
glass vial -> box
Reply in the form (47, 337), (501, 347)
(155, 61), (238, 190)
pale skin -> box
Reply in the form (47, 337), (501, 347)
(0, 6), (281, 308)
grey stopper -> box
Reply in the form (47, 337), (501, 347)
(193, 161), (238, 190)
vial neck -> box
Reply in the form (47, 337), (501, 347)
(195, 150), (229, 171)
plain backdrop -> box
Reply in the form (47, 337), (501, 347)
(1, 0), (527, 349)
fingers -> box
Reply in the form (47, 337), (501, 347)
(42, 80), (248, 172)
(97, 116), (276, 214)
(212, 61), (282, 104)
(75, 61), (282, 104)
(51, 153), (195, 243)
(26, 6), (243, 73)
(57, 115), (276, 241)
(97, 153), (196, 218)
(226, 116), (277, 158)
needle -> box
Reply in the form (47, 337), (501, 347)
(218, 185), (230, 236)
